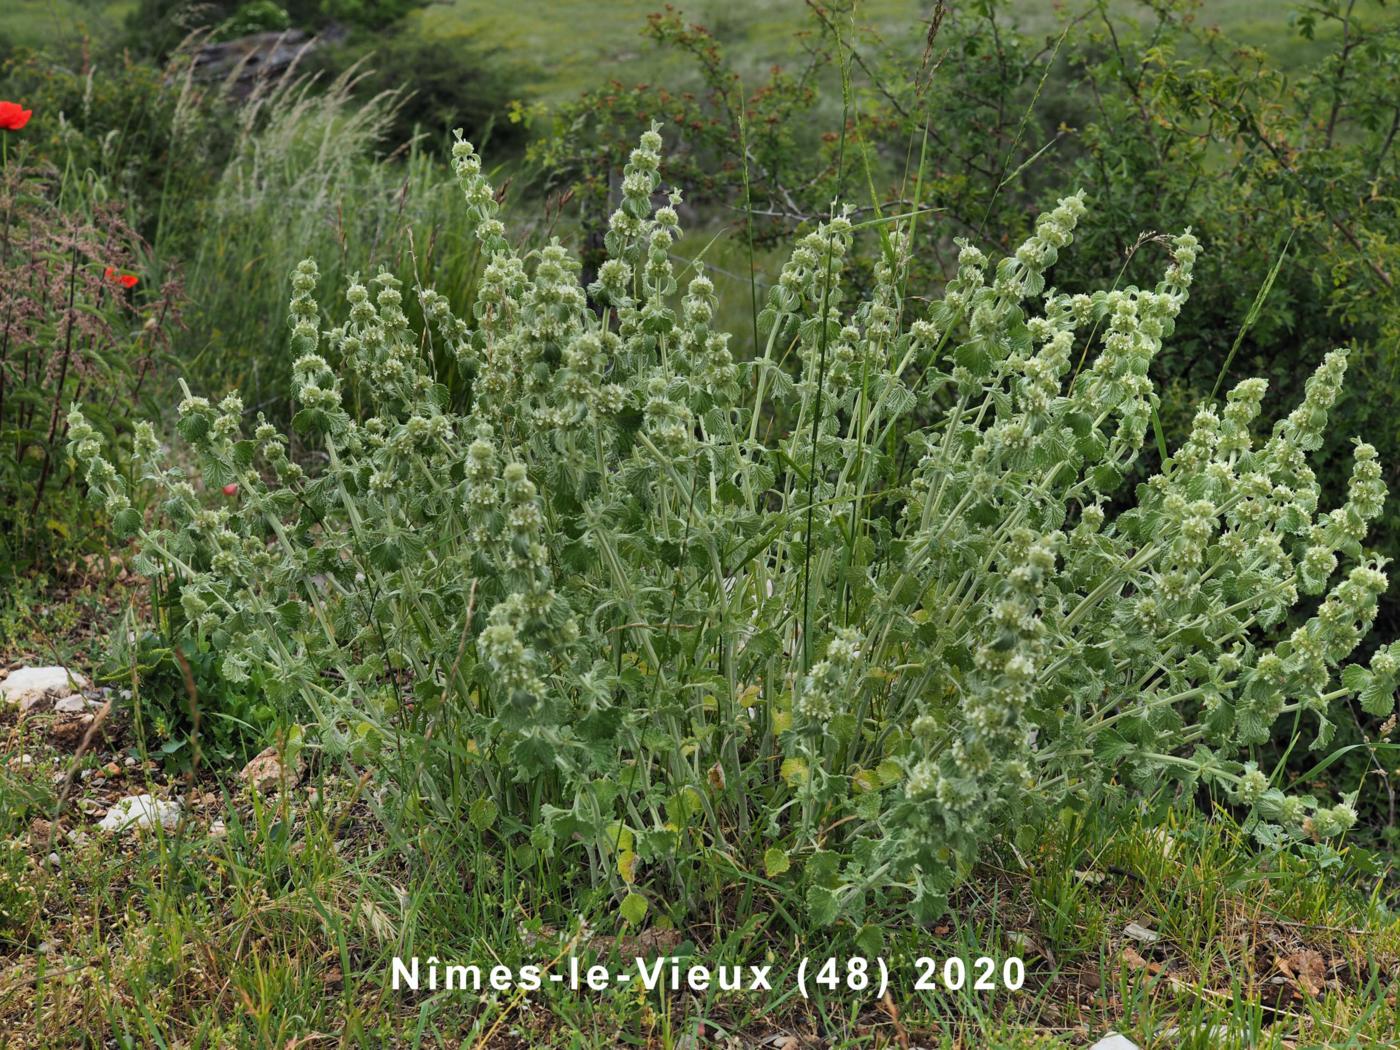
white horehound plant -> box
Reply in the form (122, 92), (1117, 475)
(70, 126), (1398, 922)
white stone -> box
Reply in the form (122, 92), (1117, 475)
(1090, 1036), (1141, 1050)
(2, 667), (89, 711)
(54, 695), (98, 714)
(210, 819), (228, 838)
(1124, 922), (1160, 944)
(98, 794), (182, 834)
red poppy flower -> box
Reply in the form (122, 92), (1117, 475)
(0, 101), (31, 132)
(222, 483), (239, 497)
(104, 266), (139, 289)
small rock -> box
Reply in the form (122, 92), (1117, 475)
(98, 794), (182, 834)
(36, 941), (54, 955)
(102, 762), (121, 778)
(123, 756), (136, 767)
(2, 667), (90, 711)
(46, 852), (61, 868)
(1090, 1035), (1141, 1050)
(210, 819), (228, 838)
(239, 746), (304, 794)
(77, 798), (103, 815)
(54, 695), (92, 714)
(66, 829), (91, 848)
(1124, 922), (1160, 945)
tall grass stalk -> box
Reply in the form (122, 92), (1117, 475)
(174, 68), (503, 412)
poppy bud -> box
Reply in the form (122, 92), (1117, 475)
(222, 483), (239, 497)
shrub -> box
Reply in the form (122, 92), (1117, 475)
(70, 127), (1398, 922)
(0, 163), (181, 570)
(214, 2), (293, 40)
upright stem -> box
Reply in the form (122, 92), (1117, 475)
(29, 241), (81, 519)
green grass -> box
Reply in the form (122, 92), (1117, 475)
(3, 1), (1388, 101)
(413, 0), (1380, 103)
(0, 1), (133, 50)
(3, 681), (1396, 1048)
(411, 0), (928, 101)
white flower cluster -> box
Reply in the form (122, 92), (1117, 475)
(796, 628), (864, 724)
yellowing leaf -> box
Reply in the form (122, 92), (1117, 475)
(780, 757), (809, 787)
(604, 822), (634, 852)
(618, 848), (638, 884)
(876, 759), (904, 787)
(763, 847), (790, 877)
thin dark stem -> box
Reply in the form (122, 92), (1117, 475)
(1324, 0), (1359, 149)
(29, 241), (81, 519)
(800, 23), (851, 674)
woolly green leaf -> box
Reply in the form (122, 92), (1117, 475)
(469, 798), (499, 831)
(619, 892), (648, 925)
(807, 885), (840, 927)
